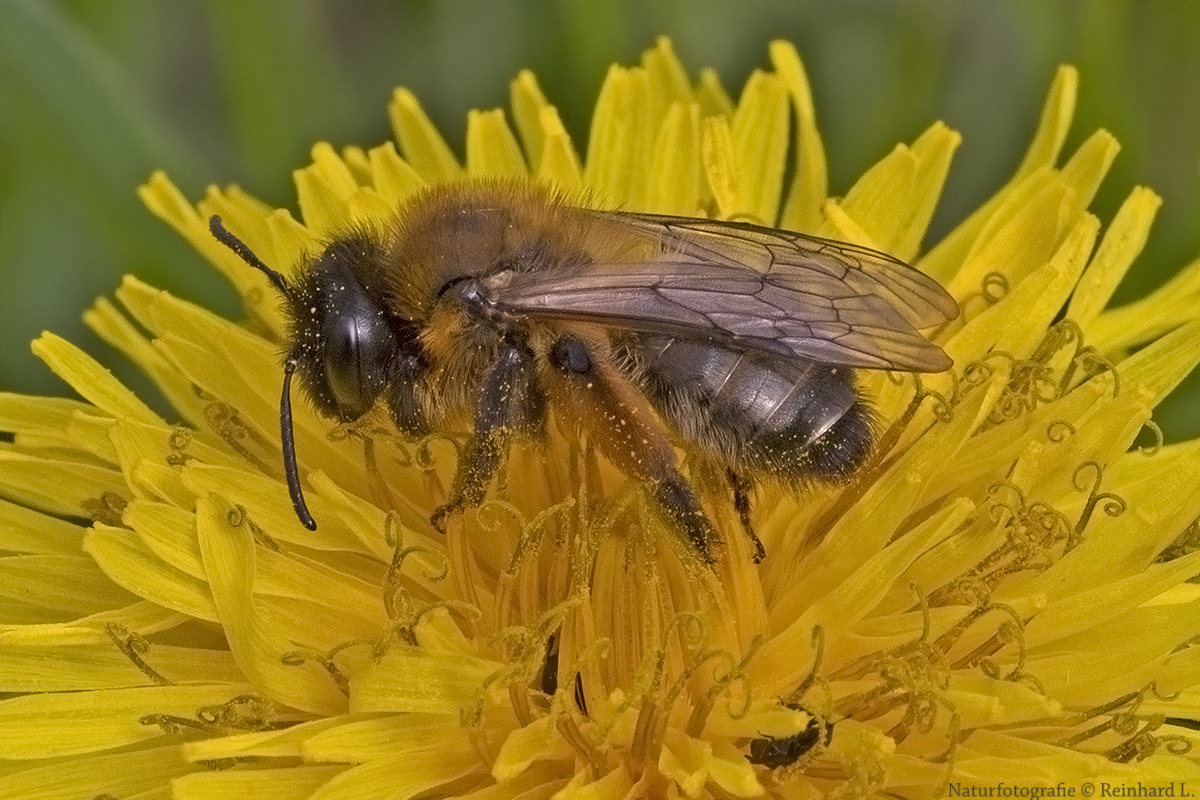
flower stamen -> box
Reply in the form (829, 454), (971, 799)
(82, 491), (128, 525)
(140, 695), (276, 735)
(105, 622), (171, 686)
(1072, 461), (1127, 538)
(280, 647), (352, 695)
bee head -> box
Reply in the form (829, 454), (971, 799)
(209, 216), (403, 531)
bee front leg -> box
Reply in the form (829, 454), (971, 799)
(549, 337), (719, 564)
(431, 338), (545, 531)
(387, 352), (430, 437)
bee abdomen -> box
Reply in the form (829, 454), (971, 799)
(633, 335), (872, 481)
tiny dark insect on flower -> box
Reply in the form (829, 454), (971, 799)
(747, 709), (833, 768)
(209, 179), (957, 563)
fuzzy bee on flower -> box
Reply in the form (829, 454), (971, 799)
(210, 178), (957, 563)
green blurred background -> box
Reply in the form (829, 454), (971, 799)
(1, 0), (1198, 439)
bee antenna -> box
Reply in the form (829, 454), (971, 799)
(208, 215), (294, 298)
(208, 215), (316, 530)
(280, 359), (317, 530)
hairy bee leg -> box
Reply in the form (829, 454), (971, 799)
(726, 468), (765, 563)
(431, 339), (544, 531)
(652, 476), (720, 564)
(386, 352), (430, 437)
(549, 337), (719, 563)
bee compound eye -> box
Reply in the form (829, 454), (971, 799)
(323, 314), (364, 417)
(323, 313), (391, 420)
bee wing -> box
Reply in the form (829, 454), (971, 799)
(486, 212), (959, 371)
(614, 213), (959, 329)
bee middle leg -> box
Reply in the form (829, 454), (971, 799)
(548, 336), (719, 563)
(431, 338), (545, 530)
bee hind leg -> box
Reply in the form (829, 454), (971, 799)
(651, 474), (720, 564)
(431, 338), (545, 531)
(549, 336), (719, 564)
(726, 468), (766, 563)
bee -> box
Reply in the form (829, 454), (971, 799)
(209, 179), (957, 563)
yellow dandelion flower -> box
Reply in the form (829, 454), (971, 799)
(3, 37), (1200, 800)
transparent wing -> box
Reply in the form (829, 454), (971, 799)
(482, 212), (959, 371)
